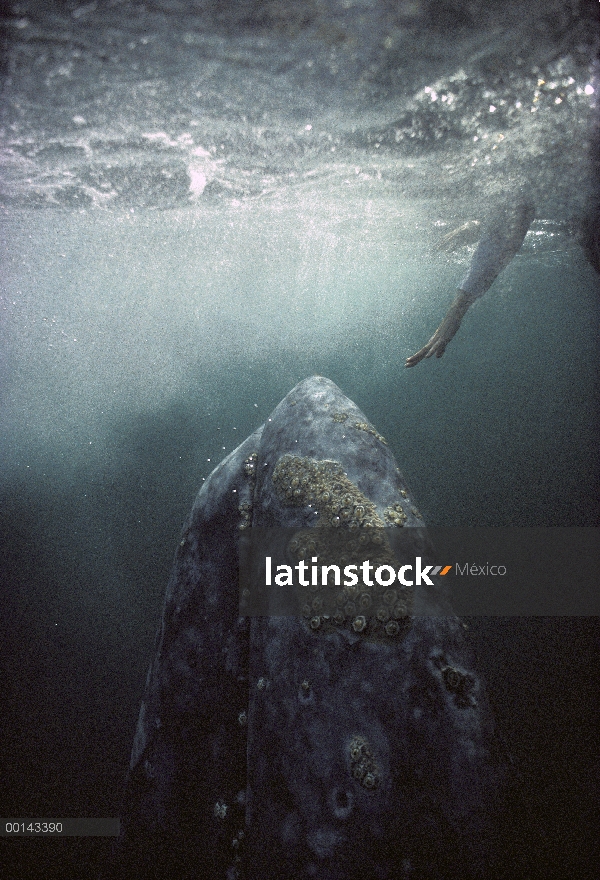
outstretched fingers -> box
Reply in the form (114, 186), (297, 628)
(405, 293), (470, 367)
(405, 332), (446, 367)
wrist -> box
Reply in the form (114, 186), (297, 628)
(452, 289), (474, 316)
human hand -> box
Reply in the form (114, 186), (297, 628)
(405, 292), (471, 367)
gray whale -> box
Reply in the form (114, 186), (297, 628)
(111, 376), (502, 880)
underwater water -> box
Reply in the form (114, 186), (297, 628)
(1, 2), (599, 878)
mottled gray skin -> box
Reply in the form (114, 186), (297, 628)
(111, 422), (263, 878)
(112, 376), (502, 880)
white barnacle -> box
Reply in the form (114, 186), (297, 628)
(214, 801), (228, 819)
(363, 773), (376, 790)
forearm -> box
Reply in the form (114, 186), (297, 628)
(448, 288), (475, 317)
(433, 289), (473, 341)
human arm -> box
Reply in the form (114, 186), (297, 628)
(405, 197), (535, 367)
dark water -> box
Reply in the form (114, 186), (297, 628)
(1, 2), (599, 878)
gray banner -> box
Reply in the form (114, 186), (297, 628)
(239, 527), (600, 616)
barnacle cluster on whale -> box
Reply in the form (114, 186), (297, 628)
(352, 421), (388, 446)
(238, 452), (258, 530)
(431, 651), (478, 709)
(330, 410), (387, 445)
(271, 454), (413, 638)
(348, 735), (380, 791)
(272, 454), (383, 530)
(385, 503), (408, 527)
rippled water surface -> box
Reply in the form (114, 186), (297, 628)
(1, 0), (597, 211)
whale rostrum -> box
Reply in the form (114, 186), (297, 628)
(112, 376), (502, 880)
